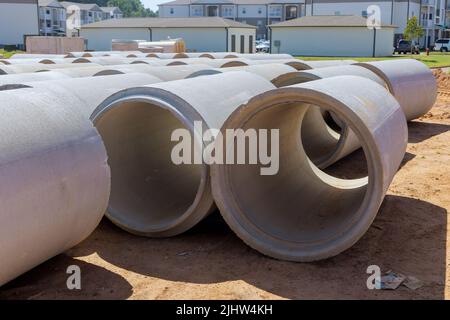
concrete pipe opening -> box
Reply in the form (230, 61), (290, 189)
(211, 76), (407, 262)
(92, 95), (208, 237)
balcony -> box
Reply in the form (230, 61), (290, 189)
(422, 0), (435, 6)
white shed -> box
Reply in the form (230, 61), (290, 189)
(80, 17), (256, 53)
(269, 15), (396, 57)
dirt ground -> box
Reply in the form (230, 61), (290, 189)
(1, 73), (449, 300)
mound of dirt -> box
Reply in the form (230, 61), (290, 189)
(433, 69), (450, 102)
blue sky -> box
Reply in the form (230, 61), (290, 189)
(141, 0), (161, 11)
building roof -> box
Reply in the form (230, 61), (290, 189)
(269, 15), (396, 28)
(159, 0), (303, 5)
(60, 1), (103, 11)
(100, 7), (123, 14)
(38, 0), (63, 7)
(81, 17), (257, 29)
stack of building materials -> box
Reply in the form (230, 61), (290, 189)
(0, 54), (436, 286)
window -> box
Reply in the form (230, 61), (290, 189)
(334, 11), (341, 16)
(46, 9), (50, 15)
(170, 8), (174, 14)
(249, 35), (253, 53)
(231, 34), (236, 52)
(88, 12), (92, 17)
(240, 35), (245, 53)
(222, 6), (234, 17)
(258, 8), (262, 14)
(46, 20), (51, 28)
(286, 6), (298, 20)
(191, 5), (203, 17)
(269, 5), (282, 18)
(242, 8), (247, 15)
(362, 10), (368, 18)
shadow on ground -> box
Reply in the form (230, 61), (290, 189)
(64, 193), (446, 299)
(0, 254), (133, 300)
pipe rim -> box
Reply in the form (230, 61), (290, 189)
(91, 87), (215, 237)
(211, 87), (385, 261)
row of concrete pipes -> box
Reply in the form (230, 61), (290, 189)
(0, 56), (436, 286)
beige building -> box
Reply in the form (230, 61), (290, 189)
(0, 0), (39, 47)
(80, 17), (256, 53)
(269, 15), (395, 56)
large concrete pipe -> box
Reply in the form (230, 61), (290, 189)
(197, 52), (239, 59)
(0, 63), (101, 75)
(146, 53), (189, 59)
(73, 57), (134, 65)
(210, 75), (407, 262)
(189, 63), (298, 86)
(95, 64), (215, 81)
(247, 59), (311, 70)
(54, 66), (123, 77)
(237, 53), (294, 60)
(129, 59), (188, 66)
(10, 54), (72, 59)
(0, 71), (71, 87)
(89, 72), (276, 237)
(0, 58), (58, 65)
(355, 59), (437, 120)
(176, 58), (250, 68)
(0, 87), (110, 287)
(69, 51), (142, 58)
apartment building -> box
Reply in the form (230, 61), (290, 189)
(38, 0), (66, 36)
(159, 0), (450, 46)
(158, 0), (304, 39)
(101, 7), (124, 20)
(0, 0), (39, 47)
(421, 0), (450, 47)
(61, 1), (105, 37)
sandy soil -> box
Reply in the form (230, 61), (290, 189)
(0, 76), (449, 300)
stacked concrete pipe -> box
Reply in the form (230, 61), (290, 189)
(72, 57), (135, 65)
(10, 54), (72, 59)
(237, 53), (294, 60)
(146, 53), (189, 59)
(0, 71), (71, 89)
(94, 64), (215, 81)
(355, 59), (437, 121)
(175, 58), (250, 68)
(89, 72), (276, 237)
(0, 63), (100, 75)
(129, 59), (188, 66)
(0, 73), (165, 286)
(196, 52), (239, 59)
(211, 75), (408, 261)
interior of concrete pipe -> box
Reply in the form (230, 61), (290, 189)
(213, 95), (381, 261)
(94, 99), (206, 237)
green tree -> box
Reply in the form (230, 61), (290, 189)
(403, 16), (424, 50)
(106, 0), (157, 17)
(59, 0), (158, 17)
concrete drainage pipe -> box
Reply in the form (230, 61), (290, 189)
(188, 63), (298, 86)
(237, 53), (294, 60)
(175, 58), (251, 68)
(145, 53), (189, 59)
(355, 59), (437, 120)
(0, 73), (164, 286)
(211, 76), (407, 262)
(0, 63), (101, 74)
(90, 72), (275, 237)
(0, 71), (71, 87)
(0, 87), (110, 287)
(95, 64), (215, 81)
(197, 52), (240, 59)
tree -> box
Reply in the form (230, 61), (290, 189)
(59, 0), (158, 17)
(403, 16), (424, 49)
(106, 0), (158, 17)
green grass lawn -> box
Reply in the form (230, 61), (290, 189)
(295, 52), (450, 68)
(0, 49), (24, 59)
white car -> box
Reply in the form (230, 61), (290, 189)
(256, 40), (270, 53)
(434, 38), (450, 52)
